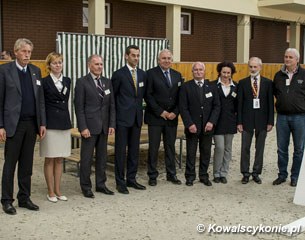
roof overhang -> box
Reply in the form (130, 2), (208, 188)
(258, 0), (305, 15)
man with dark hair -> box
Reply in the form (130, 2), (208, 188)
(0, 38), (46, 215)
(0, 50), (13, 60)
(112, 45), (147, 194)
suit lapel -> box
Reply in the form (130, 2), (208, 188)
(28, 65), (39, 99)
(9, 63), (22, 95)
(124, 66), (136, 93)
(87, 74), (100, 101)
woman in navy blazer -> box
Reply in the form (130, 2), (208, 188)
(212, 61), (238, 184)
(40, 52), (72, 203)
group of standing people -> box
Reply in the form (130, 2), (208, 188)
(0, 38), (304, 215)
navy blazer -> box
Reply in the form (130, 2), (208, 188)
(0, 61), (46, 137)
(179, 79), (221, 135)
(211, 80), (238, 135)
(42, 75), (72, 130)
(112, 65), (147, 128)
(237, 76), (274, 131)
(144, 66), (184, 126)
(74, 74), (116, 135)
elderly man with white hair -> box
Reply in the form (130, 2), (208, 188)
(179, 62), (220, 187)
(273, 48), (305, 187)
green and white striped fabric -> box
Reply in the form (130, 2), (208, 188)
(56, 32), (169, 126)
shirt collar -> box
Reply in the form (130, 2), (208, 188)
(50, 73), (63, 83)
(127, 64), (136, 72)
(217, 77), (235, 86)
(15, 61), (27, 72)
(195, 79), (204, 84)
(90, 73), (100, 80)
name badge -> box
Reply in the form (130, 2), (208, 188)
(286, 79), (290, 86)
(178, 81), (181, 87)
(139, 82), (144, 87)
(253, 98), (260, 109)
(205, 92), (213, 98)
(62, 87), (67, 95)
(104, 89), (111, 95)
(231, 92), (237, 98)
(36, 80), (41, 86)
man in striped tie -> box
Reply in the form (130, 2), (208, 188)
(237, 57), (274, 185)
(74, 55), (116, 198)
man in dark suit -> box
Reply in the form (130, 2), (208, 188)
(74, 55), (115, 198)
(0, 38), (46, 215)
(237, 57), (274, 184)
(144, 49), (183, 186)
(179, 62), (220, 187)
(112, 45), (146, 194)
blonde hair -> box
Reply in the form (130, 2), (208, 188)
(45, 52), (63, 72)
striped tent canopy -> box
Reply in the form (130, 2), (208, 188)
(56, 32), (169, 126)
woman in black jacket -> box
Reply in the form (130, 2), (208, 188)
(40, 52), (72, 202)
(211, 61), (238, 184)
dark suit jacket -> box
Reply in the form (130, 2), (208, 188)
(237, 76), (274, 131)
(42, 75), (72, 130)
(179, 79), (221, 135)
(211, 80), (238, 135)
(74, 74), (116, 135)
(144, 66), (183, 126)
(112, 65), (146, 127)
(0, 61), (46, 137)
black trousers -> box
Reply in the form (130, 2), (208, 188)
(1, 120), (37, 204)
(240, 129), (267, 177)
(147, 125), (177, 179)
(185, 131), (213, 181)
(115, 124), (141, 187)
(80, 132), (108, 192)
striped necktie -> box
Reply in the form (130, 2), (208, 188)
(96, 78), (104, 100)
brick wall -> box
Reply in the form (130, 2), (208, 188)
(181, 10), (237, 62)
(105, 0), (166, 38)
(250, 18), (289, 63)
(2, 0), (87, 59)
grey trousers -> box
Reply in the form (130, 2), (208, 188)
(213, 134), (234, 178)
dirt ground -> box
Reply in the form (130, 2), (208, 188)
(0, 127), (304, 240)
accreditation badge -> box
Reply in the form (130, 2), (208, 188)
(253, 98), (260, 109)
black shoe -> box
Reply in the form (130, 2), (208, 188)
(213, 177), (221, 183)
(185, 180), (193, 186)
(200, 178), (212, 186)
(18, 199), (39, 211)
(82, 189), (95, 198)
(166, 176), (182, 185)
(290, 180), (297, 187)
(220, 177), (227, 184)
(127, 181), (146, 190)
(253, 175), (262, 184)
(148, 179), (157, 186)
(273, 177), (286, 185)
(241, 176), (249, 184)
(2, 203), (17, 215)
(116, 185), (129, 194)
(96, 186), (114, 195)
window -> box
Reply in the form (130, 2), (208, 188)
(82, 1), (111, 28)
(181, 12), (191, 34)
(286, 25), (290, 43)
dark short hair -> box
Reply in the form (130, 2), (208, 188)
(216, 61), (236, 77)
(125, 45), (139, 55)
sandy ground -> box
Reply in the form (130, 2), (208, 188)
(0, 127), (304, 240)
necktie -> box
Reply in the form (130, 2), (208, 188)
(22, 68), (26, 73)
(164, 71), (172, 88)
(131, 69), (137, 94)
(253, 77), (258, 97)
(96, 78), (104, 100)
(197, 81), (203, 87)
